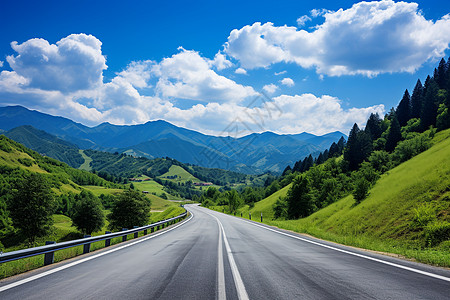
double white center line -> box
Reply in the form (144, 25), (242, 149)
(208, 212), (249, 300)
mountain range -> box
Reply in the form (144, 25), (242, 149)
(0, 106), (346, 174)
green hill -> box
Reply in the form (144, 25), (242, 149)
(160, 165), (200, 182)
(250, 129), (450, 266)
(4, 125), (84, 168)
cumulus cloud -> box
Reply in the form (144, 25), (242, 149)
(310, 8), (331, 18)
(6, 34), (106, 92)
(297, 15), (311, 27)
(280, 77), (294, 87)
(0, 61), (3, 68)
(263, 83), (279, 94)
(209, 51), (233, 70)
(0, 33), (386, 136)
(225, 0), (450, 76)
(153, 48), (256, 103)
(235, 67), (247, 75)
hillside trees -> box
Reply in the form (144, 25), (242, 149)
(71, 190), (105, 235)
(108, 189), (151, 230)
(8, 173), (55, 245)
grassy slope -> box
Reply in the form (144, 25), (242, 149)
(268, 129), (450, 266)
(78, 149), (92, 171)
(237, 184), (292, 220)
(160, 165), (199, 182)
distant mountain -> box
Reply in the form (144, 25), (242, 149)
(0, 106), (347, 173)
(4, 125), (84, 168)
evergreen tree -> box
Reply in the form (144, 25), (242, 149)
(8, 173), (55, 245)
(435, 58), (448, 89)
(385, 115), (402, 152)
(344, 124), (372, 170)
(396, 89), (411, 127)
(322, 149), (329, 161)
(304, 155), (314, 171)
(336, 136), (346, 154)
(316, 153), (325, 165)
(71, 190), (105, 235)
(282, 165), (292, 176)
(292, 160), (302, 173)
(410, 79), (424, 119)
(364, 113), (382, 140)
(286, 175), (313, 219)
(328, 142), (339, 157)
(421, 77), (439, 130)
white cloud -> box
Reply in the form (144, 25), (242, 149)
(274, 70), (286, 76)
(310, 8), (331, 18)
(280, 77), (295, 87)
(153, 48), (256, 103)
(6, 34), (106, 92)
(263, 83), (279, 94)
(225, 0), (450, 77)
(297, 15), (311, 27)
(0, 61), (3, 68)
(209, 51), (233, 70)
(235, 67), (247, 75)
(0, 33), (386, 136)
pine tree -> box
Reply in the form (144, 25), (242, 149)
(364, 113), (382, 140)
(396, 89), (411, 127)
(282, 165), (292, 176)
(328, 142), (338, 157)
(316, 153), (324, 165)
(337, 136), (346, 154)
(435, 58), (448, 89)
(344, 123), (360, 170)
(410, 79), (424, 119)
(421, 77), (439, 130)
(385, 115), (402, 152)
(304, 154), (314, 171)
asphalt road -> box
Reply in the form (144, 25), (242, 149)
(1, 204), (449, 299)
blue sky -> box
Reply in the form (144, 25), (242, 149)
(1, 0), (450, 136)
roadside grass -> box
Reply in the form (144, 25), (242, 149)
(78, 150), (92, 171)
(0, 206), (187, 279)
(207, 128), (450, 267)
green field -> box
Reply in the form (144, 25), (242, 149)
(78, 150), (92, 171)
(160, 165), (200, 183)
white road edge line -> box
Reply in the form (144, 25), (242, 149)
(244, 219), (450, 283)
(217, 218), (226, 300)
(208, 212), (249, 300)
(0, 213), (194, 293)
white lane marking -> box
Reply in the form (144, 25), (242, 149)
(217, 219), (226, 300)
(206, 211), (249, 300)
(0, 213), (194, 293)
(243, 219), (450, 283)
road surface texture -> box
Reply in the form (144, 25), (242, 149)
(1, 204), (449, 299)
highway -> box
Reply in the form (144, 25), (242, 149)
(0, 204), (449, 299)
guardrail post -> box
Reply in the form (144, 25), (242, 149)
(105, 231), (111, 247)
(83, 235), (91, 254)
(261, 213), (263, 222)
(151, 226), (155, 233)
(144, 228), (148, 235)
(240, 212), (242, 217)
(122, 228), (128, 242)
(44, 241), (56, 266)
(249, 212), (251, 220)
(133, 226), (139, 238)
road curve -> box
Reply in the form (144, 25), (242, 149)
(0, 204), (449, 299)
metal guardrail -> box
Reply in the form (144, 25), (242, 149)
(0, 211), (188, 265)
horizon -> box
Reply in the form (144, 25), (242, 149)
(1, 104), (347, 138)
(0, 0), (449, 136)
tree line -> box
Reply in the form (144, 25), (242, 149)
(199, 57), (450, 219)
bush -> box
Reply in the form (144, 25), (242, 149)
(108, 189), (151, 230)
(392, 132), (431, 164)
(273, 197), (288, 219)
(353, 178), (370, 204)
(410, 203), (436, 229)
(425, 221), (450, 247)
(71, 191), (105, 235)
